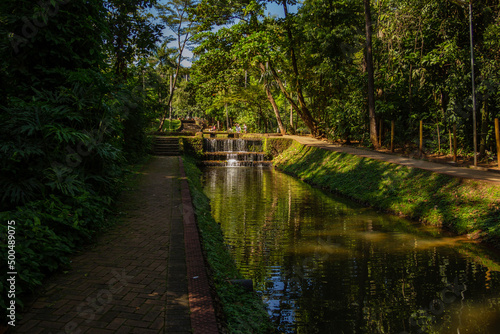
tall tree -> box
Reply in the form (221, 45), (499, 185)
(296, 0), (364, 141)
(259, 62), (286, 134)
(275, 0), (319, 136)
(364, 0), (378, 147)
(157, 0), (197, 131)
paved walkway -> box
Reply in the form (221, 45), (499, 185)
(13, 156), (219, 334)
(285, 135), (500, 184)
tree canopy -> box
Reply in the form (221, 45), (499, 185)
(189, 0), (500, 153)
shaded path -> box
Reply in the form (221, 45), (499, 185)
(285, 135), (500, 184)
(14, 156), (218, 334)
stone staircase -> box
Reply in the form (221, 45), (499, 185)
(180, 120), (203, 133)
(153, 137), (180, 156)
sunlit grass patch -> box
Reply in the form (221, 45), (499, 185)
(273, 143), (500, 248)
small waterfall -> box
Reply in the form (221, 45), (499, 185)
(202, 138), (271, 167)
(204, 139), (263, 153)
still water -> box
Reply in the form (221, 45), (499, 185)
(202, 167), (500, 334)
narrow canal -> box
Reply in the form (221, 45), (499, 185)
(202, 166), (500, 334)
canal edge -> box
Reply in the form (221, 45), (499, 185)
(178, 156), (219, 334)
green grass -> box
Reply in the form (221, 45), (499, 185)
(0, 157), (151, 319)
(273, 142), (500, 247)
(182, 156), (276, 334)
(162, 119), (181, 132)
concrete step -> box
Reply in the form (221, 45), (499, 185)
(155, 152), (180, 156)
(154, 141), (179, 144)
(154, 144), (179, 148)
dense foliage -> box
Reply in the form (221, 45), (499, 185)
(1, 0), (499, 325)
(0, 0), (165, 317)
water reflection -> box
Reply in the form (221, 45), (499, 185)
(203, 167), (500, 333)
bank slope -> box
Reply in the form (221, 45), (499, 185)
(273, 142), (500, 246)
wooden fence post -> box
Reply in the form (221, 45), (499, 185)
(453, 124), (457, 162)
(449, 130), (452, 156)
(419, 120), (423, 156)
(436, 123), (441, 155)
(391, 120), (395, 153)
(379, 119), (383, 147)
(495, 118), (500, 168)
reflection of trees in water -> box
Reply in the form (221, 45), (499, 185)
(203, 167), (500, 334)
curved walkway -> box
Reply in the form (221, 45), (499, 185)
(13, 156), (218, 334)
(285, 135), (500, 184)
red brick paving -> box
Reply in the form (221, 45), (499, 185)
(178, 158), (219, 334)
(12, 156), (219, 334)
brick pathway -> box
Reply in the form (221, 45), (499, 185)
(13, 156), (219, 334)
(285, 135), (500, 184)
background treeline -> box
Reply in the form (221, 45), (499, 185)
(188, 0), (500, 159)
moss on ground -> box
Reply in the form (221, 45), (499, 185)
(273, 142), (500, 247)
(182, 155), (276, 334)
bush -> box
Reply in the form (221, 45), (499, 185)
(181, 137), (204, 158)
(0, 191), (113, 312)
(263, 138), (294, 159)
(0, 71), (132, 320)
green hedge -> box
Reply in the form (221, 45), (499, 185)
(273, 142), (500, 247)
(0, 160), (147, 320)
(0, 192), (114, 314)
(180, 137), (204, 158)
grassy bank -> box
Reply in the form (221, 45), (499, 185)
(182, 155), (275, 334)
(273, 141), (500, 247)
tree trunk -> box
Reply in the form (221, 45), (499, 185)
(269, 63), (318, 135)
(364, 0), (378, 148)
(158, 17), (193, 131)
(169, 73), (173, 120)
(158, 65), (181, 131)
(115, 36), (127, 81)
(225, 102), (229, 131)
(266, 85), (286, 135)
(280, 1), (319, 136)
(259, 63), (286, 135)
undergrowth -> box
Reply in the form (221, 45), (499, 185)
(273, 142), (500, 247)
(182, 155), (276, 334)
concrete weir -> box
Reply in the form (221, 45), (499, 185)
(202, 138), (272, 167)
